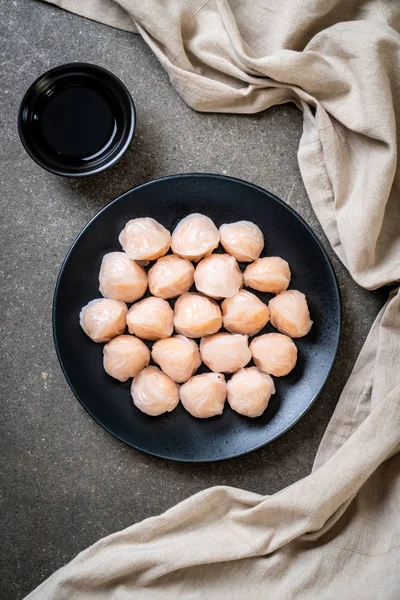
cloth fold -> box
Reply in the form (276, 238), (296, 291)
(29, 1), (400, 598)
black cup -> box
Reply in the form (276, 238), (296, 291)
(18, 62), (136, 177)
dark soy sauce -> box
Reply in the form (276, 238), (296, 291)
(39, 85), (116, 159)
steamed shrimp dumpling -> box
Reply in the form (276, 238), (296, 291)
(171, 214), (220, 261)
(219, 221), (264, 262)
(180, 373), (226, 418)
(99, 252), (147, 303)
(269, 290), (312, 338)
(222, 290), (269, 335)
(119, 217), (171, 260)
(174, 292), (222, 338)
(148, 255), (194, 299)
(227, 367), (275, 418)
(194, 254), (243, 299)
(244, 257), (290, 294)
(200, 333), (251, 373)
(152, 335), (201, 383)
(250, 333), (297, 376)
(127, 297), (173, 341)
(79, 298), (127, 343)
(131, 366), (179, 416)
(103, 335), (150, 382)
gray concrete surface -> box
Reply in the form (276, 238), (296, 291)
(0, 1), (389, 598)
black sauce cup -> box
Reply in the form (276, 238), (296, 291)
(18, 62), (136, 177)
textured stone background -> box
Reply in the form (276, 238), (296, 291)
(0, 1), (388, 597)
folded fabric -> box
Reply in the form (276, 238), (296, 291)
(29, 1), (400, 598)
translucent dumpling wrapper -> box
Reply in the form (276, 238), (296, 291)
(103, 335), (150, 382)
(250, 333), (297, 377)
(227, 367), (275, 418)
(219, 221), (264, 262)
(126, 297), (174, 341)
(268, 290), (313, 338)
(194, 253), (243, 299)
(200, 333), (251, 373)
(152, 335), (201, 383)
(174, 292), (222, 338)
(118, 217), (171, 261)
(131, 366), (179, 416)
(171, 213), (220, 261)
(244, 257), (291, 294)
(180, 373), (226, 418)
(79, 298), (127, 343)
(148, 255), (195, 299)
(222, 290), (269, 336)
(99, 252), (148, 303)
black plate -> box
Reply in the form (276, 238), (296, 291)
(53, 174), (341, 462)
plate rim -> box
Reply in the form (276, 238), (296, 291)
(52, 172), (342, 462)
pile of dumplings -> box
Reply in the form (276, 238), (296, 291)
(79, 214), (312, 419)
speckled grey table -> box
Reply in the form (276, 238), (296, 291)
(0, 2), (388, 598)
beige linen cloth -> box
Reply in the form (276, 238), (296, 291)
(29, 1), (400, 598)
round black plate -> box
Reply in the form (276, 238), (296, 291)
(53, 174), (341, 462)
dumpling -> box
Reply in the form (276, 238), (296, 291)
(269, 290), (312, 338)
(244, 257), (290, 294)
(200, 333), (251, 373)
(171, 213), (220, 261)
(174, 292), (222, 338)
(131, 366), (179, 416)
(221, 290), (269, 336)
(99, 252), (147, 303)
(250, 333), (297, 376)
(103, 335), (150, 382)
(152, 335), (201, 383)
(194, 254), (243, 299)
(126, 297), (174, 341)
(148, 255), (194, 299)
(79, 298), (127, 343)
(180, 373), (226, 418)
(118, 217), (171, 260)
(227, 367), (275, 418)
(219, 221), (264, 262)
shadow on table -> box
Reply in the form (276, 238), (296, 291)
(57, 119), (159, 211)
